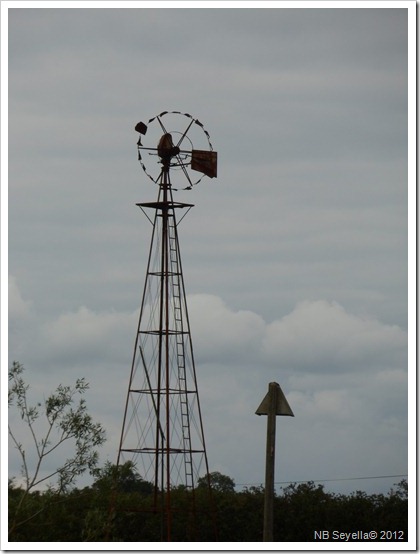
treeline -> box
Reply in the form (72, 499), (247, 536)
(8, 464), (408, 542)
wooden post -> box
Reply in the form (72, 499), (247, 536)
(264, 383), (277, 541)
(256, 382), (294, 542)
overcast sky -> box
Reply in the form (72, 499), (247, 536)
(5, 2), (414, 509)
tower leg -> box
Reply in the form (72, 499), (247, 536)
(112, 168), (216, 541)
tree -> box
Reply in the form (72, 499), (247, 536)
(93, 461), (153, 495)
(85, 462), (156, 541)
(197, 471), (236, 493)
(7, 469), (408, 541)
(8, 361), (106, 538)
(389, 479), (408, 500)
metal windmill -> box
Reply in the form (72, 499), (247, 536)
(113, 111), (218, 542)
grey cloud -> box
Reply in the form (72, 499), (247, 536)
(262, 299), (407, 372)
(8, 283), (408, 494)
(9, 275), (31, 322)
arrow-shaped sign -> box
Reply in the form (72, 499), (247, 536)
(255, 382), (294, 417)
(256, 382), (294, 541)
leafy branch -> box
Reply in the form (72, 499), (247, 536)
(8, 362), (106, 537)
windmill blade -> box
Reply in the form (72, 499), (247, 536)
(176, 118), (195, 149)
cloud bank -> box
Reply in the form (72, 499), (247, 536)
(9, 276), (407, 493)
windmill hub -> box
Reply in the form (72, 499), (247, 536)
(157, 133), (180, 161)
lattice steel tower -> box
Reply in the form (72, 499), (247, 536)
(114, 112), (218, 542)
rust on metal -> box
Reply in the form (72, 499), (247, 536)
(191, 150), (218, 178)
